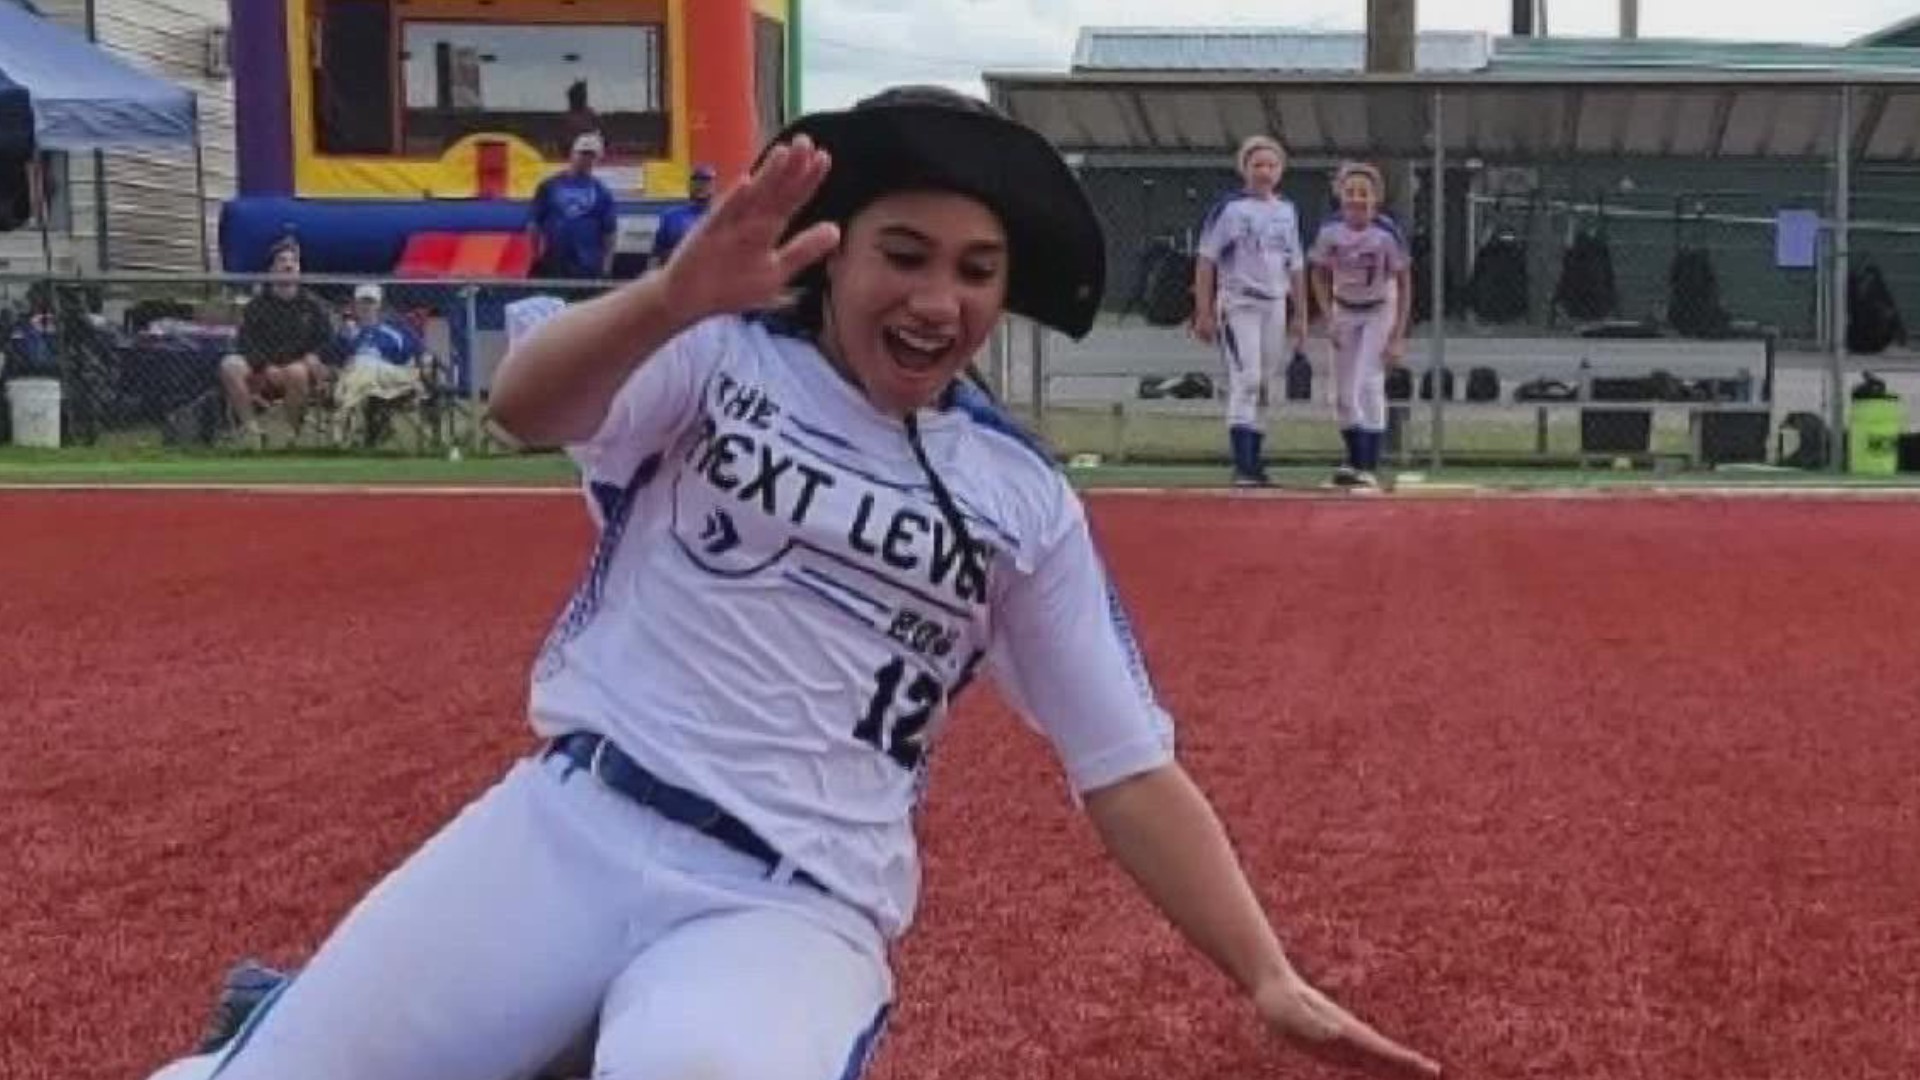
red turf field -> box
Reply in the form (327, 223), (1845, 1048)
(4, 489), (1918, 1080)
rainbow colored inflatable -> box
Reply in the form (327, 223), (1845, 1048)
(220, 0), (799, 275)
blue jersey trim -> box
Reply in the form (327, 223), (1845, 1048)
(946, 378), (1058, 468)
(944, 380), (1166, 710)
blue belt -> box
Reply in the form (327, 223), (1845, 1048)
(543, 732), (827, 894)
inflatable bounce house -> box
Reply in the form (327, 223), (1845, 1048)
(218, 0), (799, 390)
(222, 0), (798, 274)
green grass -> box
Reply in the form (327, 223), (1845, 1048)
(0, 446), (580, 487)
(4, 444), (1915, 494)
(1028, 402), (1721, 463)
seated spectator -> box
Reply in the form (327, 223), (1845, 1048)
(330, 283), (430, 445)
(218, 238), (335, 446)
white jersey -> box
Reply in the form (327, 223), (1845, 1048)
(1309, 219), (1410, 308)
(527, 314), (1177, 940)
(1196, 193), (1303, 308)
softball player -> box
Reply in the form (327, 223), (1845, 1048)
(1191, 135), (1307, 487)
(1309, 162), (1413, 492)
(142, 88), (1439, 1080)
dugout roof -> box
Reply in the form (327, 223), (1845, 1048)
(983, 31), (1920, 165)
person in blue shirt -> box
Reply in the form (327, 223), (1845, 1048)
(330, 284), (430, 445)
(528, 133), (619, 281)
(648, 163), (716, 269)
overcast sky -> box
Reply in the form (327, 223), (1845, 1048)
(801, 0), (1920, 109)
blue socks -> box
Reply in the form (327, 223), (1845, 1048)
(1342, 428), (1385, 471)
(1230, 425), (1265, 477)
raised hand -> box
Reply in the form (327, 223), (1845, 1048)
(660, 135), (841, 321)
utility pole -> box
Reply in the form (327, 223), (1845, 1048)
(1365, 0), (1417, 228)
(1620, 0), (1639, 39)
(1512, 0), (1534, 36)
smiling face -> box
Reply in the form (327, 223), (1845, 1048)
(1340, 169), (1382, 228)
(819, 189), (1009, 416)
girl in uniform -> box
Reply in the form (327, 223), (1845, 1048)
(1192, 136), (1308, 486)
(1309, 162), (1412, 492)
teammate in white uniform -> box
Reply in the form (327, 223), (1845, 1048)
(140, 89), (1439, 1080)
(1309, 162), (1413, 492)
(1191, 135), (1306, 487)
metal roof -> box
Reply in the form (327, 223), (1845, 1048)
(1493, 36), (1920, 75)
(985, 33), (1920, 165)
(1853, 14), (1920, 47)
(1069, 27), (1920, 78)
(1072, 27), (1492, 73)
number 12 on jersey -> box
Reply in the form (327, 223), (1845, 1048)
(855, 656), (942, 769)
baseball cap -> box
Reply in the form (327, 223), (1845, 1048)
(353, 283), (383, 303)
(571, 132), (605, 157)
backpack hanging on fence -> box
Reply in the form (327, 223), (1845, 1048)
(1847, 262), (1907, 355)
(1554, 204), (1618, 322)
(1410, 229), (1434, 324)
(1140, 242), (1195, 327)
(1668, 248), (1730, 337)
(1667, 202), (1731, 338)
(1468, 227), (1530, 323)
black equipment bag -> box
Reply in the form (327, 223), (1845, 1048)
(1554, 203), (1618, 321)
(1847, 261), (1907, 355)
(1141, 242), (1195, 327)
(1468, 228), (1529, 323)
(1285, 350), (1312, 401)
(1465, 366), (1500, 402)
(1667, 203), (1731, 338)
(1387, 366), (1413, 402)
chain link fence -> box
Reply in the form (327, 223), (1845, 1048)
(977, 152), (1920, 479)
(0, 271), (609, 455)
(4, 168), (1919, 478)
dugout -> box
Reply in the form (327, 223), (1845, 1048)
(983, 30), (1920, 469)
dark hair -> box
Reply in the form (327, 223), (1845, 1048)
(754, 83), (1074, 595)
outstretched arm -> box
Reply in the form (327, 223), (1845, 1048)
(487, 272), (692, 447)
(987, 506), (1441, 1079)
(1084, 762), (1442, 1078)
